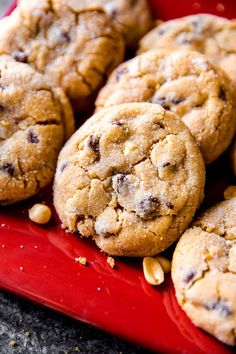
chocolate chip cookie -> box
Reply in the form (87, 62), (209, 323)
(172, 198), (236, 346)
(138, 14), (236, 86)
(0, 56), (74, 204)
(56, 0), (153, 48)
(0, 0), (124, 112)
(54, 103), (205, 257)
(95, 50), (236, 164)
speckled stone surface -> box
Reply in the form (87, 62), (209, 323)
(0, 291), (149, 354)
(0, 2), (149, 353)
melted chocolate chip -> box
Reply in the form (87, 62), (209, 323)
(219, 87), (226, 101)
(27, 130), (39, 144)
(0, 104), (4, 112)
(60, 162), (69, 173)
(166, 201), (174, 209)
(137, 196), (160, 220)
(12, 50), (28, 63)
(115, 67), (128, 82)
(206, 301), (232, 317)
(87, 135), (100, 154)
(183, 270), (196, 284)
(0, 162), (14, 176)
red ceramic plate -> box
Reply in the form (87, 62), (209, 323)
(0, 1), (235, 353)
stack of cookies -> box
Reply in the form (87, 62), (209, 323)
(0, 0), (235, 346)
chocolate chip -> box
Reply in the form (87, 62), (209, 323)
(0, 104), (4, 112)
(157, 28), (166, 36)
(206, 301), (232, 317)
(115, 173), (128, 193)
(12, 50), (28, 63)
(152, 96), (170, 110)
(0, 162), (14, 176)
(87, 135), (100, 154)
(155, 122), (165, 129)
(183, 270), (196, 284)
(219, 87), (226, 101)
(60, 32), (70, 41)
(166, 201), (174, 209)
(110, 9), (118, 18)
(137, 196), (160, 220)
(115, 67), (128, 82)
(162, 162), (170, 167)
(27, 130), (39, 144)
(171, 97), (185, 105)
(112, 120), (124, 127)
(191, 17), (203, 34)
(60, 162), (68, 173)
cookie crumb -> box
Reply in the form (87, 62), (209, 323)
(28, 204), (52, 224)
(24, 330), (31, 337)
(75, 346), (81, 352)
(9, 339), (16, 346)
(107, 256), (115, 268)
(75, 257), (87, 265)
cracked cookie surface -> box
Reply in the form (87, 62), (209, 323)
(0, 57), (74, 204)
(57, 0), (152, 48)
(172, 199), (236, 345)
(95, 50), (236, 164)
(138, 13), (236, 86)
(0, 0), (124, 112)
(53, 103), (205, 257)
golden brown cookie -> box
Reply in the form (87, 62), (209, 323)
(0, 0), (125, 112)
(0, 57), (74, 204)
(54, 103), (205, 257)
(95, 50), (236, 164)
(55, 0), (153, 48)
(138, 13), (236, 86)
(172, 198), (236, 346)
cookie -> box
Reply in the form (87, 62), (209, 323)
(95, 50), (236, 165)
(53, 103), (205, 257)
(138, 14), (236, 85)
(0, 57), (74, 204)
(230, 137), (236, 176)
(57, 0), (153, 48)
(172, 199), (236, 345)
(0, 0), (124, 112)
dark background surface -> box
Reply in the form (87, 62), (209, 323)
(0, 1), (150, 353)
(0, 290), (150, 353)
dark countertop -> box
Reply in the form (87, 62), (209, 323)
(0, 291), (150, 354)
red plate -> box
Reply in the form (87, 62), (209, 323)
(0, 1), (235, 353)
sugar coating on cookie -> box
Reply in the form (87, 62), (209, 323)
(172, 199), (236, 345)
(138, 13), (236, 84)
(56, 0), (153, 48)
(0, 57), (74, 204)
(96, 50), (236, 164)
(54, 103), (205, 257)
(0, 0), (124, 112)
